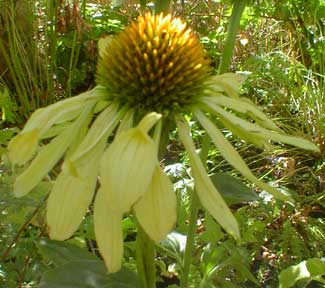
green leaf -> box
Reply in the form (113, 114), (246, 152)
(199, 213), (224, 243)
(279, 258), (325, 288)
(37, 239), (97, 266)
(38, 260), (139, 288)
(306, 258), (325, 276)
(210, 173), (258, 205)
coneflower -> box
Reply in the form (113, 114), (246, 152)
(8, 13), (319, 273)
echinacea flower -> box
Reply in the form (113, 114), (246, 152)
(8, 13), (319, 273)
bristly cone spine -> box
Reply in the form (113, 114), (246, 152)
(97, 13), (210, 114)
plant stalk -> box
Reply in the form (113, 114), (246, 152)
(136, 224), (156, 288)
(218, 0), (248, 74)
(180, 189), (200, 288)
(181, 135), (210, 287)
(155, 0), (172, 14)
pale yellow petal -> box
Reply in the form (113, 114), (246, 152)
(208, 73), (245, 98)
(137, 112), (162, 134)
(8, 129), (39, 165)
(208, 103), (319, 152)
(47, 137), (107, 240)
(8, 89), (103, 166)
(195, 110), (293, 202)
(94, 189), (123, 273)
(22, 89), (99, 137)
(115, 110), (134, 137)
(99, 113), (161, 213)
(134, 165), (176, 242)
(202, 95), (280, 131)
(70, 103), (123, 162)
(100, 129), (157, 213)
(14, 104), (94, 197)
(176, 116), (240, 240)
(47, 104), (123, 239)
(98, 36), (113, 58)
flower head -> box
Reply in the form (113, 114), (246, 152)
(97, 13), (210, 114)
(8, 12), (319, 273)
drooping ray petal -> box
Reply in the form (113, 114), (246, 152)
(176, 116), (240, 240)
(47, 103), (124, 240)
(202, 95), (280, 131)
(207, 73), (245, 98)
(205, 106), (272, 149)
(47, 138), (107, 240)
(99, 112), (161, 213)
(115, 109), (134, 136)
(8, 89), (102, 166)
(69, 103), (124, 162)
(195, 109), (293, 202)
(94, 189), (123, 273)
(208, 102), (319, 152)
(25, 88), (105, 134)
(137, 112), (162, 134)
(134, 165), (176, 242)
(8, 130), (39, 165)
(13, 103), (95, 197)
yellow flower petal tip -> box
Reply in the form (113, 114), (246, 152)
(8, 130), (39, 165)
(134, 165), (176, 242)
(94, 190), (124, 273)
(138, 112), (162, 134)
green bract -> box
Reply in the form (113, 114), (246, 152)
(8, 13), (319, 273)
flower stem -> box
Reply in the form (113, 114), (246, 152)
(218, 0), (248, 74)
(180, 188), (200, 288)
(181, 134), (210, 287)
(136, 223), (156, 288)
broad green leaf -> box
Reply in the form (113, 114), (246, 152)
(38, 260), (139, 288)
(279, 258), (325, 288)
(210, 173), (258, 205)
(279, 260), (310, 288)
(176, 116), (240, 240)
(159, 231), (187, 260)
(37, 239), (97, 266)
(306, 258), (325, 276)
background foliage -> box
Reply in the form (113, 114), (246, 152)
(0, 0), (324, 287)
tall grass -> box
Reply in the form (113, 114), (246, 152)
(0, 0), (90, 125)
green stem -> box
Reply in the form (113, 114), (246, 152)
(136, 224), (156, 288)
(218, 0), (248, 74)
(155, 0), (172, 14)
(181, 135), (210, 287)
(180, 189), (200, 288)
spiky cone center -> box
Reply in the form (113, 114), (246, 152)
(97, 13), (210, 114)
